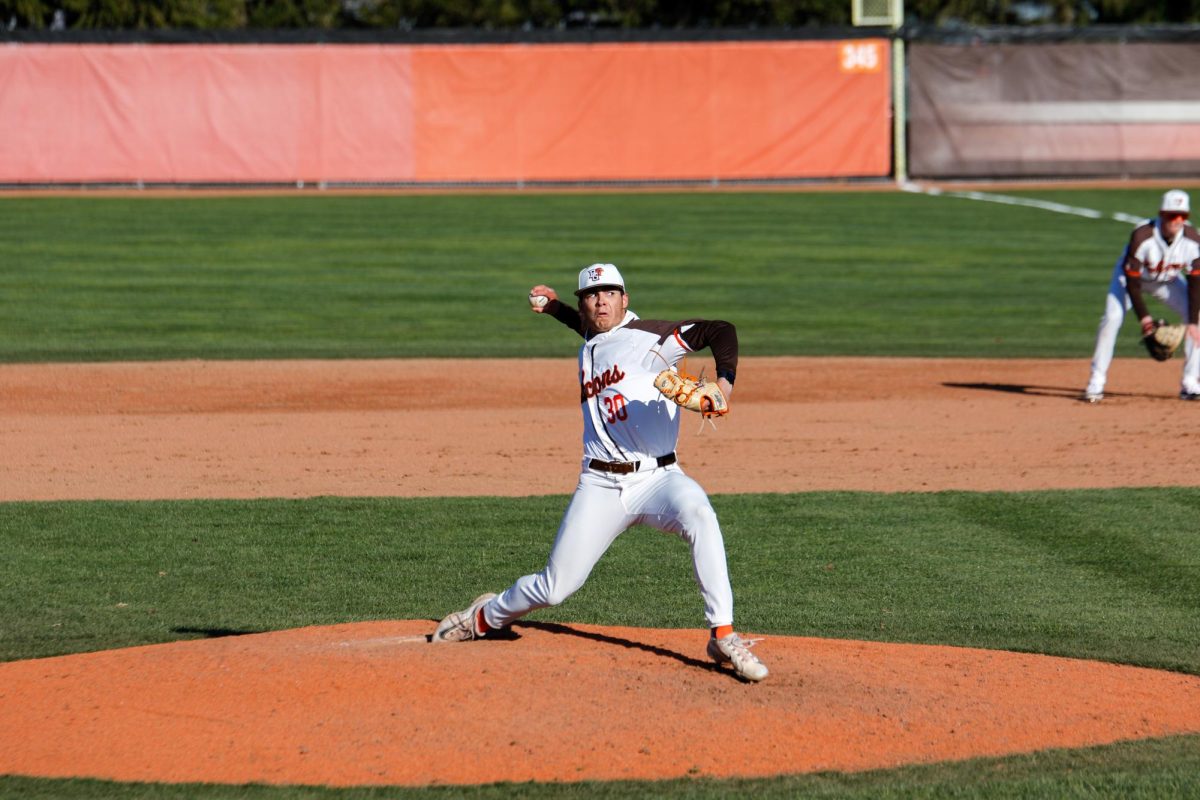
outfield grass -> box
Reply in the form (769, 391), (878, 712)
(2, 490), (1198, 797)
(1, 187), (1194, 362)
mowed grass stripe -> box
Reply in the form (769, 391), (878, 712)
(1, 187), (1193, 362)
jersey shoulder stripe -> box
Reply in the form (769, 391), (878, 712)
(1125, 223), (1158, 275)
(1128, 222), (1155, 249)
(626, 318), (688, 342)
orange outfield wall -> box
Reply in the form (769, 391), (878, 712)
(0, 40), (891, 184)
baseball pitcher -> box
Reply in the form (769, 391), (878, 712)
(432, 263), (767, 682)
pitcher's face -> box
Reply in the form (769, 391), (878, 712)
(580, 289), (628, 333)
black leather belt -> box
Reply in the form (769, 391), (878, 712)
(588, 453), (676, 475)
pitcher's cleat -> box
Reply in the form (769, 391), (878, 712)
(707, 632), (769, 682)
(433, 593), (497, 642)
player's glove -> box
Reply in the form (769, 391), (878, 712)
(653, 369), (729, 417)
(1142, 320), (1186, 362)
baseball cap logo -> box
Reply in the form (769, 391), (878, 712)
(1161, 189), (1190, 214)
(575, 262), (625, 296)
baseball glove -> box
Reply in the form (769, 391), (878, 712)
(1142, 320), (1186, 362)
(653, 369), (729, 417)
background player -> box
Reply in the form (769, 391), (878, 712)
(1084, 189), (1200, 402)
(432, 263), (768, 682)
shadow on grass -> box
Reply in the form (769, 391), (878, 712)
(170, 626), (262, 638)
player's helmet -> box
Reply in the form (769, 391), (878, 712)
(575, 263), (626, 296)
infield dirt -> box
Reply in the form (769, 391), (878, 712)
(4, 355), (1200, 500)
(2, 356), (1200, 788)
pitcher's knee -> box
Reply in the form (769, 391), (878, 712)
(677, 504), (721, 541)
(535, 573), (583, 607)
(545, 588), (577, 606)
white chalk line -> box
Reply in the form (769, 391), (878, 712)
(900, 181), (1144, 226)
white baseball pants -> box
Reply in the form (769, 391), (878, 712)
(1087, 257), (1200, 395)
(483, 464), (735, 630)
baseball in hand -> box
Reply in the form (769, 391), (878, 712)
(529, 293), (549, 309)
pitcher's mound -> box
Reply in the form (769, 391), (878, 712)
(2, 620), (1199, 788)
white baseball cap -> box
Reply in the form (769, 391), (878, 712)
(575, 263), (626, 296)
(1161, 189), (1190, 215)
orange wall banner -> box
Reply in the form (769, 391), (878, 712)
(0, 45), (415, 183)
(0, 41), (891, 185)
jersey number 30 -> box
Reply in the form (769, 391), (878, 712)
(602, 394), (628, 423)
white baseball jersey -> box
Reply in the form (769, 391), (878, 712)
(1123, 219), (1200, 283)
(578, 312), (689, 462)
(559, 308), (738, 465)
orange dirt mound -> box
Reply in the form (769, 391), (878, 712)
(2, 621), (1199, 788)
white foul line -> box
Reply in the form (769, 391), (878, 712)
(901, 181), (1144, 225)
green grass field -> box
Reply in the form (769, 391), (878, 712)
(0, 187), (1193, 362)
(2, 188), (1199, 798)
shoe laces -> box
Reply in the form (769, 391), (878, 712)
(447, 609), (476, 639)
(726, 634), (763, 661)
